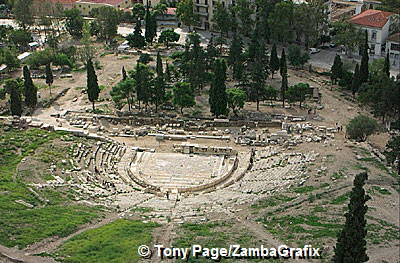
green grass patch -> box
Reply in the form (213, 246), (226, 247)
(292, 185), (316, 193)
(54, 219), (159, 263)
(0, 126), (103, 248)
(330, 192), (351, 205)
(368, 186), (391, 195)
(260, 214), (342, 242)
(359, 157), (389, 173)
(251, 195), (295, 209)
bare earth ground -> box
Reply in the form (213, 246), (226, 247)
(1, 50), (398, 263)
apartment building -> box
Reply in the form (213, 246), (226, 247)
(193, 0), (234, 30)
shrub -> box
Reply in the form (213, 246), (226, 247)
(138, 53), (152, 64)
(346, 115), (378, 141)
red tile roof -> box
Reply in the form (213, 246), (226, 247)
(166, 8), (176, 15)
(77, 0), (125, 6)
(350, 9), (394, 28)
(35, 0), (76, 4)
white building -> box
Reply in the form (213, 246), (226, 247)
(386, 32), (400, 66)
(349, 9), (394, 56)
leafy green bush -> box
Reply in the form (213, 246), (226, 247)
(346, 115), (378, 141)
(138, 53), (152, 64)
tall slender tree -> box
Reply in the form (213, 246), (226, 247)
(384, 52), (390, 78)
(153, 51), (165, 112)
(228, 33), (244, 81)
(269, 43), (280, 79)
(359, 30), (369, 84)
(144, 6), (157, 44)
(132, 62), (154, 110)
(23, 66), (37, 109)
(209, 59), (228, 117)
(7, 79), (23, 116)
(45, 63), (54, 96)
(122, 66), (127, 81)
(331, 54), (343, 84)
(351, 63), (361, 98)
(86, 59), (100, 111)
(333, 172), (370, 263)
(280, 49), (288, 107)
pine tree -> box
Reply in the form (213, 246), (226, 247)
(351, 63), (361, 98)
(280, 49), (288, 108)
(331, 54), (343, 85)
(269, 43), (280, 79)
(384, 52), (390, 78)
(86, 59), (100, 111)
(209, 59), (228, 117)
(359, 30), (369, 84)
(333, 172), (370, 263)
(127, 20), (145, 48)
(45, 63), (53, 96)
(7, 79), (22, 116)
(23, 65), (37, 109)
(122, 66), (127, 81)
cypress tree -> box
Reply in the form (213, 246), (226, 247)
(331, 54), (343, 85)
(8, 79), (22, 116)
(209, 59), (227, 117)
(384, 52), (390, 78)
(269, 43), (280, 79)
(228, 33), (244, 81)
(351, 63), (361, 98)
(154, 51), (165, 112)
(165, 62), (171, 82)
(359, 30), (369, 84)
(45, 63), (53, 96)
(23, 65), (37, 109)
(122, 66), (127, 81)
(86, 59), (100, 111)
(280, 49), (288, 108)
(156, 51), (163, 78)
(144, 6), (157, 44)
(333, 172), (370, 263)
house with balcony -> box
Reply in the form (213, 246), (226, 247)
(349, 9), (394, 56)
(386, 33), (400, 66)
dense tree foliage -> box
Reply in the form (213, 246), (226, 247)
(209, 59), (228, 117)
(346, 115), (378, 141)
(269, 44), (280, 79)
(287, 45), (310, 68)
(127, 21), (146, 49)
(330, 55), (343, 84)
(172, 82), (195, 114)
(383, 136), (400, 174)
(227, 88), (246, 116)
(23, 66), (37, 109)
(13, 0), (33, 30)
(6, 79), (22, 116)
(176, 0), (198, 30)
(158, 29), (180, 48)
(86, 59), (100, 111)
(280, 49), (288, 107)
(45, 63), (54, 96)
(65, 8), (84, 39)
